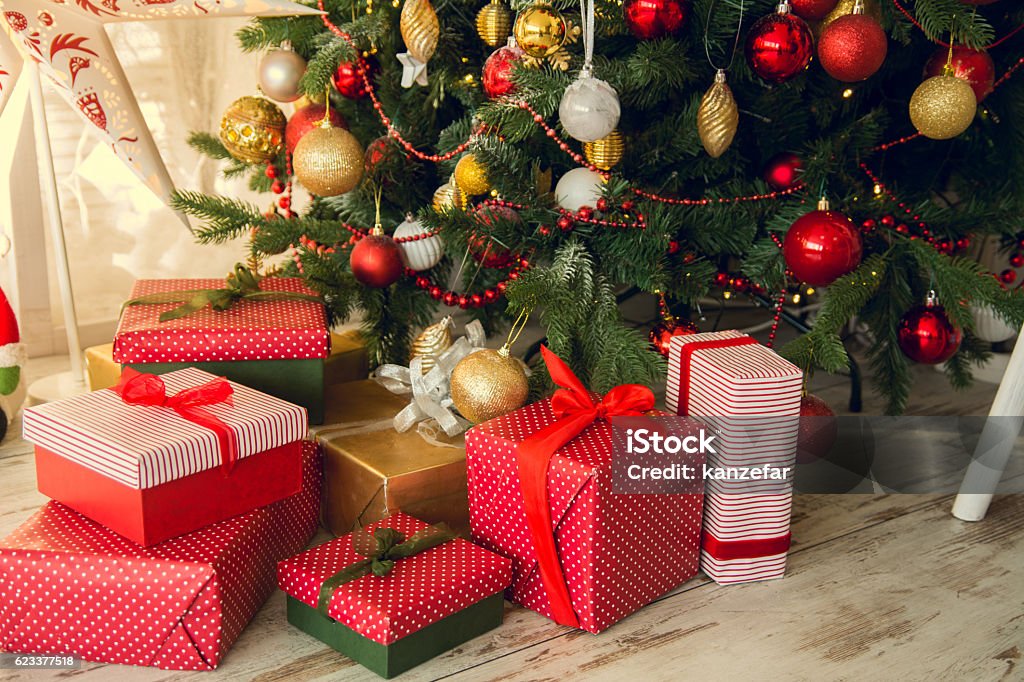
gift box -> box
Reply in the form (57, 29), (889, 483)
(88, 330), (368, 393)
(278, 512), (511, 678)
(667, 330), (802, 585)
(313, 380), (469, 537)
(23, 367), (308, 546)
(113, 276), (331, 423)
(465, 347), (704, 633)
(0, 440), (322, 671)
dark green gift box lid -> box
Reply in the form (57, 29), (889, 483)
(115, 277), (330, 424)
(277, 513), (512, 678)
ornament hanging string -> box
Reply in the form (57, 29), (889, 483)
(703, 0), (745, 72)
(579, 0), (596, 75)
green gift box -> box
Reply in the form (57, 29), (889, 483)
(277, 513), (511, 678)
(114, 274), (332, 423)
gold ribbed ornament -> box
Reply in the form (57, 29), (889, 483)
(583, 130), (625, 171)
(909, 72), (977, 140)
(432, 177), (468, 211)
(400, 0), (440, 64)
(410, 317), (454, 374)
(292, 122), (365, 196)
(476, 0), (513, 47)
(219, 96), (286, 164)
(513, 3), (567, 58)
(697, 70), (739, 159)
(450, 348), (529, 423)
(454, 153), (491, 195)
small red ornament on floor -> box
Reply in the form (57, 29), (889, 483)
(797, 393), (838, 464)
(783, 198), (863, 286)
(897, 292), (962, 364)
(622, 0), (689, 41)
(817, 2), (887, 82)
(745, 3), (813, 84)
(648, 291), (698, 356)
(762, 152), (804, 190)
(350, 226), (405, 288)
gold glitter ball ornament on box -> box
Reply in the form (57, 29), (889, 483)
(454, 153), (491, 195)
(514, 3), (568, 59)
(909, 72), (977, 140)
(477, 0), (513, 47)
(697, 70), (739, 158)
(219, 96), (286, 164)
(292, 121), (365, 196)
(583, 130), (624, 171)
(450, 347), (529, 423)
(400, 0), (440, 64)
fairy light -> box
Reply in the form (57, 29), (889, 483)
(806, 287), (815, 295)
(792, 293), (801, 304)
(873, 183), (882, 196)
(842, 88), (854, 99)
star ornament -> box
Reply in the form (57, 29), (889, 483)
(0, 0), (321, 204)
(396, 51), (427, 88)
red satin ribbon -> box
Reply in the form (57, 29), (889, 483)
(675, 336), (756, 416)
(112, 368), (239, 474)
(515, 346), (655, 628)
(702, 532), (792, 561)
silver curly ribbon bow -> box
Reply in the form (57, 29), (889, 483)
(373, 320), (488, 438)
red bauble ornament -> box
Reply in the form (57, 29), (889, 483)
(796, 394), (838, 464)
(783, 201), (863, 286)
(483, 44), (524, 100)
(648, 318), (699, 357)
(745, 6), (813, 84)
(924, 46), (995, 102)
(350, 231), (405, 288)
(790, 0), (838, 20)
(333, 56), (379, 99)
(817, 12), (887, 82)
(286, 105), (347, 155)
(470, 205), (520, 268)
(622, 0), (688, 40)
(897, 298), (962, 364)
(762, 152), (804, 190)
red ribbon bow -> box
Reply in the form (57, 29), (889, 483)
(515, 346), (655, 628)
(112, 368), (239, 474)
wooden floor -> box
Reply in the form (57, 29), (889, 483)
(1, 354), (1022, 681)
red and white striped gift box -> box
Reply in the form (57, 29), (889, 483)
(23, 368), (309, 545)
(667, 330), (802, 585)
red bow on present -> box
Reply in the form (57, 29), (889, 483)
(112, 368), (239, 474)
(516, 346), (655, 628)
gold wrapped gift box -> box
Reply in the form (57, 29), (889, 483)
(312, 380), (469, 537)
(85, 329), (370, 392)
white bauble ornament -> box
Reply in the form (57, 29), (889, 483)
(394, 214), (444, 271)
(971, 304), (1017, 344)
(555, 167), (604, 212)
(258, 46), (307, 103)
(558, 74), (621, 142)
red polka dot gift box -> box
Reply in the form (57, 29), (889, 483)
(0, 440), (321, 671)
(23, 367), (308, 546)
(465, 347), (705, 634)
(277, 512), (511, 679)
(666, 331), (803, 585)
(113, 275), (331, 423)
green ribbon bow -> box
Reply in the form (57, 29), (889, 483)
(122, 264), (323, 323)
(316, 523), (457, 616)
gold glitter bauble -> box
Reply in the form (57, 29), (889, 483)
(219, 96), (286, 164)
(450, 348), (529, 423)
(454, 153), (491, 195)
(477, 0), (513, 47)
(400, 0), (440, 64)
(583, 130), (624, 171)
(697, 71), (739, 158)
(410, 317), (454, 374)
(292, 124), (365, 196)
(817, 0), (881, 37)
(513, 4), (567, 59)
(433, 179), (468, 211)
(909, 74), (977, 140)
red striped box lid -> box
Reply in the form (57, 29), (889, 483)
(113, 278), (330, 364)
(23, 368), (307, 489)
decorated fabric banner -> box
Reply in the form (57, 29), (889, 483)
(0, 0), (320, 203)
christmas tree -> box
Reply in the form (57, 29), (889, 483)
(175, 0), (1024, 413)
